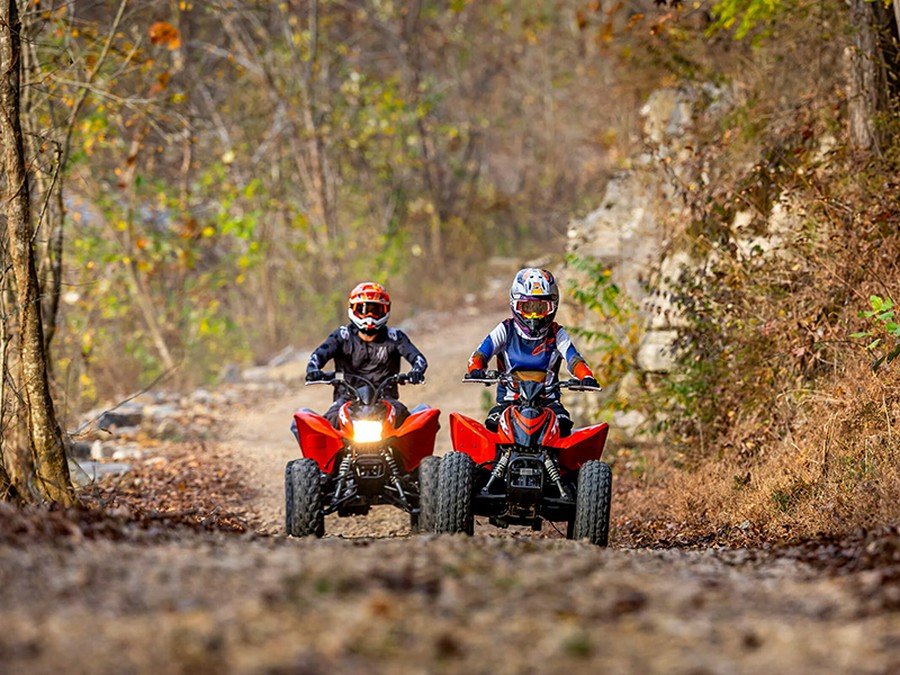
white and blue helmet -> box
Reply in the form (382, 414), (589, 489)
(509, 268), (559, 338)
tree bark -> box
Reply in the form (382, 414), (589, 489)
(894, 0), (900, 42)
(846, 0), (882, 152)
(0, 0), (73, 505)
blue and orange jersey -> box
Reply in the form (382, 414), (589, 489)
(467, 318), (594, 402)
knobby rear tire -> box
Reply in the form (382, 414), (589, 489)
(415, 455), (441, 533)
(572, 460), (612, 546)
(284, 459), (298, 534)
(435, 451), (475, 535)
(288, 458), (324, 537)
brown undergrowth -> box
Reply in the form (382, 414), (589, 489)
(605, 76), (900, 547)
(0, 442), (257, 545)
(613, 358), (900, 548)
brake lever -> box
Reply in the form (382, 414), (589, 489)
(461, 378), (499, 386)
(562, 379), (603, 392)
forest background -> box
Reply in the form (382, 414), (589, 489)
(0, 0), (898, 542)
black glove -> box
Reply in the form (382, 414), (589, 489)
(306, 369), (327, 382)
(580, 376), (600, 389)
(465, 368), (487, 380)
(406, 369), (425, 385)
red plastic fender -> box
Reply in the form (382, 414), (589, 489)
(555, 423), (609, 473)
(390, 407), (441, 473)
(449, 412), (502, 466)
(293, 411), (345, 472)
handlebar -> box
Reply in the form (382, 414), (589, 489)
(304, 370), (340, 386)
(461, 370), (602, 392)
(305, 371), (424, 389)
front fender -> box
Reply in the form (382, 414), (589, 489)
(449, 412), (502, 465)
(555, 423), (609, 472)
(293, 411), (344, 472)
(390, 407), (441, 473)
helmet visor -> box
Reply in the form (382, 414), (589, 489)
(351, 302), (388, 319)
(515, 299), (554, 319)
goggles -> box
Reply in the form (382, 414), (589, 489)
(515, 299), (554, 319)
(351, 302), (388, 319)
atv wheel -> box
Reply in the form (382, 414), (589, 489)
(284, 459), (298, 534)
(572, 460), (612, 546)
(288, 458), (324, 537)
(435, 452), (475, 535)
(413, 456), (441, 533)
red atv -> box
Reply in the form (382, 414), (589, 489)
(435, 371), (612, 545)
(286, 372), (441, 537)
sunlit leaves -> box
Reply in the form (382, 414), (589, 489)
(852, 295), (900, 372)
(711, 0), (781, 41)
(149, 21), (181, 50)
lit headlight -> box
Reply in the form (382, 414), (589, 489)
(353, 420), (383, 444)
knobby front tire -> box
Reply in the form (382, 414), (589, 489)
(572, 460), (612, 546)
(435, 451), (475, 536)
(288, 458), (325, 537)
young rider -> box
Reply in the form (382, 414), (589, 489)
(304, 282), (428, 429)
(465, 268), (599, 436)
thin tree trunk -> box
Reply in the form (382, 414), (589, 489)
(0, 0), (73, 505)
(116, 126), (177, 373)
(0, 278), (28, 498)
(894, 0), (900, 41)
(846, 0), (885, 152)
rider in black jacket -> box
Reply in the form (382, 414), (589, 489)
(304, 282), (428, 428)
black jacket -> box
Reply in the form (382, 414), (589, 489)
(307, 324), (427, 400)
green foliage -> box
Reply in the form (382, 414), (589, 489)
(770, 480), (809, 514)
(851, 295), (900, 372)
(564, 253), (640, 388)
(710, 0), (784, 42)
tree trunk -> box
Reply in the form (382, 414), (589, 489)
(0, 0), (73, 505)
(894, 0), (900, 42)
(846, 0), (882, 152)
(845, 0), (900, 153)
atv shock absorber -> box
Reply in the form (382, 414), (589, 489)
(334, 454), (353, 500)
(482, 451), (509, 494)
(544, 455), (571, 500)
(384, 449), (407, 502)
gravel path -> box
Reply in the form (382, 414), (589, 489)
(1, 535), (897, 674)
(2, 303), (899, 674)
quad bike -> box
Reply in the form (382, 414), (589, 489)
(434, 371), (612, 546)
(285, 372), (441, 537)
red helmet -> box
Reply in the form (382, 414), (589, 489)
(348, 282), (391, 334)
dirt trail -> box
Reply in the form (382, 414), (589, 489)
(2, 303), (900, 674)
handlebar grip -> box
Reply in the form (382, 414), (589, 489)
(562, 378), (602, 391)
